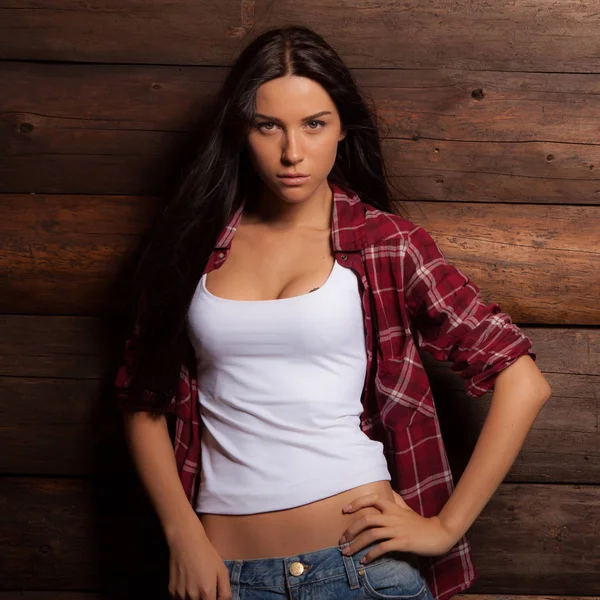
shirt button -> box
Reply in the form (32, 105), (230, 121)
(218, 251), (225, 259)
(341, 254), (347, 260)
(289, 562), (304, 576)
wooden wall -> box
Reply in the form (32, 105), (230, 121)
(1, 2), (599, 598)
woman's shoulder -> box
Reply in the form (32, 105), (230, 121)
(362, 203), (430, 248)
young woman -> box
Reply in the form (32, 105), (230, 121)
(115, 25), (551, 600)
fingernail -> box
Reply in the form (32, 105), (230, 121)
(342, 504), (352, 512)
(339, 536), (346, 544)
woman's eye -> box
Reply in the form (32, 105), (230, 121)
(307, 120), (325, 129)
(257, 122), (277, 131)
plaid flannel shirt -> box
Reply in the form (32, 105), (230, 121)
(115, 182), (536, 600)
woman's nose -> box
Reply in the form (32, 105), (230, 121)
(282, 131), (303, 163)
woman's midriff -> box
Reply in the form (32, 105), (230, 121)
(198, 479), (395, 559)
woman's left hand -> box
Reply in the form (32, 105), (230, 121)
(338, 490), (456, 562)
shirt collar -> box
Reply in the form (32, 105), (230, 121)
(215, 181), (367, 252)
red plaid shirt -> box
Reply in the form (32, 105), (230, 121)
(115, 182), (536, 600)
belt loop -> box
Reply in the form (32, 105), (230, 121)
(230, 561), (242, 600)
(339, 543), (360, 590)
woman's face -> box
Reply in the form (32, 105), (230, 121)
(246, 75), (346, 203)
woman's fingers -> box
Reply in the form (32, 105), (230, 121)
(343, 493), (395, 514)
(216, 568), (233, 600)
(340, 512), (395, 543)
(343, 526), (398, 559)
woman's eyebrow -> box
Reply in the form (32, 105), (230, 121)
(254, 110), (332, 123)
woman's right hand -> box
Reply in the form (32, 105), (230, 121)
(167, 517), (232, 600)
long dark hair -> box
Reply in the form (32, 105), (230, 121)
(120, 24), (402, 414)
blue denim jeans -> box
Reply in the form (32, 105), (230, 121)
(223, 540), (434, 600)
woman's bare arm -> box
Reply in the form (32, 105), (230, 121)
(123, 412), (233, 599)
(122, 411), (204, 543)
(436, 354), (552, 541)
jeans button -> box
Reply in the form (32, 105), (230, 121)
(289, 561), (304, 576)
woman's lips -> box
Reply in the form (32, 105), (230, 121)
(277, 175), (311, 186)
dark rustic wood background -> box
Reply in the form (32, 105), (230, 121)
(1, 1), (599, 598)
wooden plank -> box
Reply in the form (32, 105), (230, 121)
(1, 194), (598, 322)
(0, 315), (598, 483)
(1, 1), (599, 73)
(3, 62), (600, 202)
(0, 195), (161, 316)
(386, 138), (600, 205)
(0, 315), (112, 379)
(0, 594), (103, 599)
(396, 202), (600, 326)
(0, 478), (100, 589)
(1, 477), (598, 594)
(5, 61), (600, 144)
(0, 377), (131, 475)
(0, 0), (250, 66)
(0, 476), (169, 594)
(0, 230), (140, 316)
(468, 484), (600, 594)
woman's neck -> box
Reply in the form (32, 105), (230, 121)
(243, 180), (333, 231)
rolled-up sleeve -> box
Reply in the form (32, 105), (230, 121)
(403, 225), (536, 398)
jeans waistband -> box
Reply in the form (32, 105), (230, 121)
(224, 540), (380, 590)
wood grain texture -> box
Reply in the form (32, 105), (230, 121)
(1, 1), (599, 72)
(0, 377), (124, 475)
(0, 315), (112, 378)
(0, 476), (170, 595)
(0, 0), (252, 65)
(0, 594), (103, 599)
(3, 62), (600, 201)
(396, 201), (600, 325)
(0, 478), (100, 589)
(468, 484), (600, 593)
(0, 194), (161, 316)
(1, 194), (597, 321)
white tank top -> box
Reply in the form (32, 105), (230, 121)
(186, 258), (391, 514)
